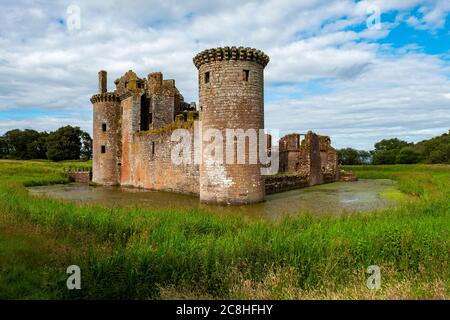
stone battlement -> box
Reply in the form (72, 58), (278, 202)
(90, 92), (119, 103)
(193, 46), (270, 69)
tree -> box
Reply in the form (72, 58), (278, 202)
(358, 150), (372, 164)
(372, 138), (410, 165)
(338, 148), (359, 165)
(2, 129), (42, 159)
(0, 136), (7, 158)
(415, 131), (450, 164)
(338, 148), (360, 165)
(80, 131), (92, 160)
(26, 132), (49, 159)
(45, 126), (83, 161)
(0, 126), (92, 161)
(337, 148), (373, 165)
(374, 138), (410, 152)
(396, 146), (421, 164)
(373, 150), (396, 164)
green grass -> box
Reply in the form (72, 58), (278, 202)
(0, 160), (448, 299)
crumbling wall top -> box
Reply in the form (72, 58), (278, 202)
(114, 70), (145, 96)
(280, 133), (302, 152)
(318, 135), (334, 151)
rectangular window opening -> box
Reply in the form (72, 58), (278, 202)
(151, 141), (155, 156)
(243, 69), (250, 81)
(101, 145), (106, 153)
(102, 123), (107, 132)
(149, 112), (153, 124)
(204, 72), (210, 84)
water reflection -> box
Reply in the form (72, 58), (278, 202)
(28, 179), (402, 219)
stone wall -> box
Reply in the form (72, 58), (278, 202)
(120, 94), (141, 186)
(265, 174), (309, 194)
(279, 134), (301, 172)
(279, 131), (340, 186)
(307, 132), (323, 186)
(148, 73), (177, 129)
(339, 170), (358, 182)
(67, 171), (92, 183)
(126, 122), (199, 194)
(319, 135), (339, 183)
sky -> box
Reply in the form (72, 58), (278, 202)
(0, 0), (449, 150)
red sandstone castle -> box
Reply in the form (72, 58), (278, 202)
(91, 47), (339, 205)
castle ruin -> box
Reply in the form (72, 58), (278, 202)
(91, 47), (340, 204)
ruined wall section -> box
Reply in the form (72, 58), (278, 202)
(147, 73), (175, 129)
(278, 131), (324, 185)
(194, 47), (269, 204)
(306, 131), (323, 186)
(279, 134), (302, 173)
(114, 70), (146, 96)
(319, 135), (338, 183)
(111, 69), (199, 191)
(112, 70), (146, 186)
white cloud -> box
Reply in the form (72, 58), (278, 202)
(404, 0), (450, 30)
(0, 0), (449, 150)
(266, 51), (450, 149)
(0, 115), (92, 134)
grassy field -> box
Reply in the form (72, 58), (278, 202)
(0, 160), (448, 299)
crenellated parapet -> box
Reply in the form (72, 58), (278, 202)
(193, 46), (270, 69)
(90, 92), (120, 104)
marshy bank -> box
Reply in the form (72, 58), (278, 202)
(0, 160), (448, 299)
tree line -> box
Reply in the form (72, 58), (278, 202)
(338, 131), (450, 165)
(0, 126), (92, 161)
(1, 125), (448, 165)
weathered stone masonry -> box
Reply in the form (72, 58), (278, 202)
(91, 46), (341, 205)
(194, 47), (268, 204)
(279, 131), (339, 184)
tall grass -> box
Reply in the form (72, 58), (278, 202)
(0, 160), (448, 299)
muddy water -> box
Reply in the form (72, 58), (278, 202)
(27, 179), (404, 219)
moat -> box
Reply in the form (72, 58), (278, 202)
(28, 179), (405, 219)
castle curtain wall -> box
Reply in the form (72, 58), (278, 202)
(126, 127), (199, 194)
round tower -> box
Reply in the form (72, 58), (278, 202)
(193, 47), (270, 204)
(91, 70), (121, 186)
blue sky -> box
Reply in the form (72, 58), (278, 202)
(0, 0), (449, 149)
